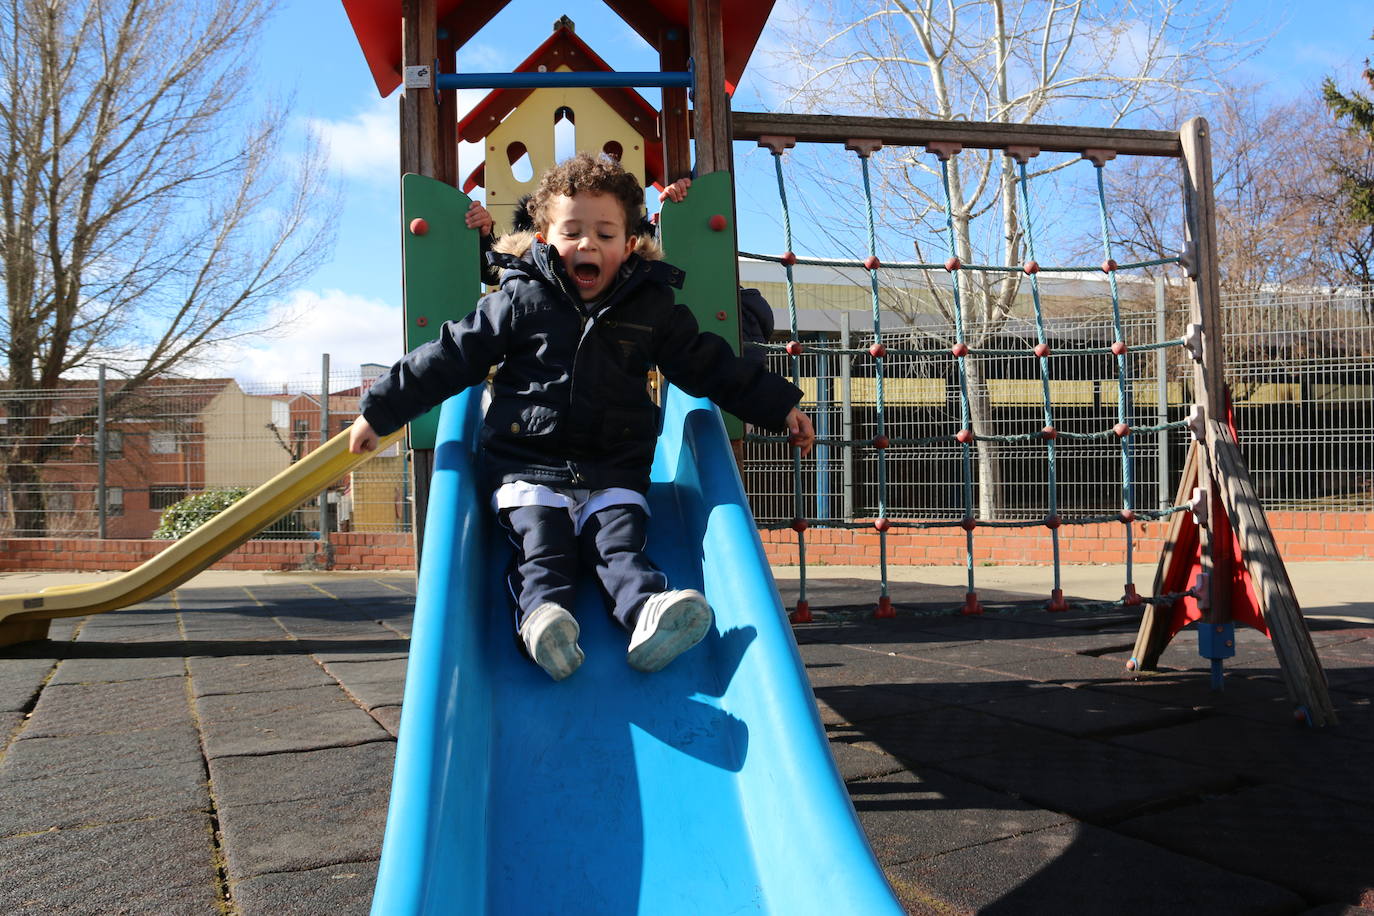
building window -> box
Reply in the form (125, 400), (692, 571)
(149, 486), (188, 510)
(101, 430), (124, 460)
(150, 430), (178, 454)
(48, 489), (75, 513)
(106, 487), (124, 516)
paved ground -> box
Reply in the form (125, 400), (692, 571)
(1, 564), (1372, 915)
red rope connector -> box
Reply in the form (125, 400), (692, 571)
(1041, 425), (1057, 440)
(962, 592), (984, 615)
(785, 340), (804, 356)
(872, 435), (889, 450)
(1034, 342), (1051, 358)
(1122, 583), (1143, 606)
(955, 428), (974, 444)
(1047, 588), (1070, 612)
(1113, 422), (1131, 438)
(874, 518), (891, 532)
(960, 516), (977, 532)
(863, 255), (881, 271)
(790, 517), (808, 533)
(945, 256), (962, 272)
(951, 342), (969, 357)
(1111, 340), (1128, 356)
(1119, 509), (1136, 524)
(780, 251), (797, 266)
(874, 595), (895, 619)
(869, 342), (886, 358)
(1101, 258), (1118, 273)
(789, 600), (812, 624)
(1044, 513), (1061, 530)
(1023, 259), (1040, 275)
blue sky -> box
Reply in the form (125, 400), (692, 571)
(208, 0), (1374, 385)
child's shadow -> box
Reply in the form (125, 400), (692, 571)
(480, 523), (759, 915)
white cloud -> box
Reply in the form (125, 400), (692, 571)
(200, 288), (406, 386)
(309, 99), (398, 180)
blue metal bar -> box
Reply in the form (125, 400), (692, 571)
(437, 70), (692, 91)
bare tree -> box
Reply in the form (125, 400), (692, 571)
(763, 0), (1248, 517)
(0, 0), (336, 535)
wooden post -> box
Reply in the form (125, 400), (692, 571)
(400, 0), (440, 562)
(1134, 441), (1199, 669)
(1179, 117), (1230, 624)
(1209, 420), (1336, 726)
(658, 25), (691, 182)
(688, 0), (730, 174)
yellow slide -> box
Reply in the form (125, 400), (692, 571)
(0, 427), (406, 647)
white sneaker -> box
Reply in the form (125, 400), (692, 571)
(627, 589), (713, 673)
(519, 602), (584, 681)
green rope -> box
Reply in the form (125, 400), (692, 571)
(771, 150), (808, 609)
(1093, 161), (1138, 584)
(937, 155), (979, 597)
(858, 150), (890, 604)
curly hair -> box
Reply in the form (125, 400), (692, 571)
(527, 153), (645, 237)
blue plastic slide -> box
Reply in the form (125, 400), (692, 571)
(371, 385), (904, 915)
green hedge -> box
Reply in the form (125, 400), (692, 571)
(153, 487), (315, 540)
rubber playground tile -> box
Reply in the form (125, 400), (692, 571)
(825, 731), (907, 782)
(940, 729), (1237, 822)
(976, 649), (1141, 687)
(1, 723), (203, 779)
(370, 704), (401, 736)
(0, 756), (209, 836)
(882, 638), (1074, 670)
(846, 768), (1070, 868)
(217, 784), (390, 880)
(180, 615), (291, 641)
(189, 653), (336, 697)
(1119, 784), (1374, 907)
(845, 656), (1057, 707)
(21, 676), (193, 738)
(273, 614), (402, 641)
(208, 741), (395, 809)
(232, 860), (379, 916)
(0, 813), (221, 915)
(1109, 715), (1374, 806)
(0, 656), (54, 712)
(810, 682), (942, 726)
(1080, 669), (1291, 708)
(888, 821), (1304, 916)
(973, 684), (1200, 737)
(320, 656), (409, 690)
(47, 653), (187, 685)
(195, 684), (389, 758)
(839, 701), (1059, 766)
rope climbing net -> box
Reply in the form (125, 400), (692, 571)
(742, 135), (1201, 621)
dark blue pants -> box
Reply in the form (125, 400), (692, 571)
(498, 504), (666, 635)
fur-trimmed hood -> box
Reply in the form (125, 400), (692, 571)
(492, 229), (664, 261)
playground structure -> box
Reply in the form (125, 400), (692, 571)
(0, 0), (1340, 911)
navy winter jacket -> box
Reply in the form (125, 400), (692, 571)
(361, 232), (803, 493)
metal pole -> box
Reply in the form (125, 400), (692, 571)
(97, 364), (107, 539)
(320, 354), (332, 543)
(841, 311), (854, 521)
(1155, 276), (1169, 511)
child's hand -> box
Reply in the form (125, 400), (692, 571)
(658, 177), (692, 203)
(465, 200), (494, 236)
(349, 415), (380, 454)
(786, 407), (815, 457)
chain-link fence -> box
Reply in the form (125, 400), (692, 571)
(2, 284), (1370, 539)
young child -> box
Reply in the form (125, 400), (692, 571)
(350, 153), (814, 681)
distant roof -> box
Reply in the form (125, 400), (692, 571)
(341, 0), (776, 98)
(457, 22), (665, 189)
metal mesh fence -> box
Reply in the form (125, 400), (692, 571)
(1, 284), (1370, 540)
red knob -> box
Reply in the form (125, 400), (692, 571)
(791, 517), (808, 533)
(1102, 258), (1118, 273)
(785, 340), (804, 356)
(868, 342), (886, 358)
(409, 217), (429, 236)
(872, 435), (889, 450)
(951, 342), (969, 358)
(960, 516), (977, 532)
(945, 256), (962, 271)
(780, 251), (797, 266)
(1042, 425), (1057, 440)
(956, 428), (974, 444)
(1111, 340), (1128, 356)
(1113, 422), (1131, 438)
(1023, 260), (1040, 275)
(1033, 342), (1051, 358)
(863, 255), (880, 271)
(874, 518), (891, 532)
(709, 214), (728, 231)
(1044, 514), (1061, 530)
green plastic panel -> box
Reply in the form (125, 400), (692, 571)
(400, 173), (482, 449)
(659, 171), (743, 438)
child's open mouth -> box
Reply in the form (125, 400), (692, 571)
(572, 263), (601, 289)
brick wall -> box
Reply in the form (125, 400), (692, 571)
(0, 532), (415, 573)
(757, 512), (1374, 567)
(3, 512), (1371, 573)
